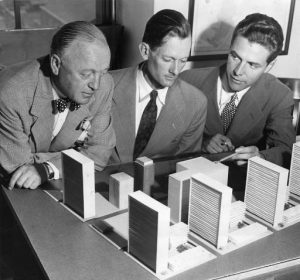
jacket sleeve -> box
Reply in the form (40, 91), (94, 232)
(260, 88), (296, 168)
(176, 88), (207, 155)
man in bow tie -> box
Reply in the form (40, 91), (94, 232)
(180, 13), (295, 168)
(0, 21), (115, 189)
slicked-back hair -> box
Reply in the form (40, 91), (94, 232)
(231, 13), (284, 64)
(142, 9), (191, 50)
(51, 21), (109, 57)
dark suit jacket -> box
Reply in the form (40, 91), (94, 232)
(0, 56), (115, 175)
(109, 66), (207, 163)
(180, 65), (295, 167)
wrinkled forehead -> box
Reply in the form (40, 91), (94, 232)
(62, 39), (111, 71)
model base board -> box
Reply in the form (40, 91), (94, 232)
(125, 224), (216, 280)
(188, 216), (272, 255)
(61, 192), (119, 222)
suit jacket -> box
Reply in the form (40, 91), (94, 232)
(180, 65), (295, 167)
(0, 56), (115, 175)
(109, 66), (207, 163)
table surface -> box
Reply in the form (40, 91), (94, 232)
(2, 160), (300, 280)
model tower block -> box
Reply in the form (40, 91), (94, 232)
(62, 149), (95, 220)
(128, 191), (170, 274)
(244, 156), (288, 227)
(134, 157), (155, 195)
(176, 156), (228, 185)
(189, 173), (232, 249)
(289, 142), (300, 197)
(168, 169), (198, 224)
(109, 172), (134, 209)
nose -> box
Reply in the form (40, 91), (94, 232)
(233, 62), (245, 76)
(169, 60), (181, 76)
(88, 74), (100, 90)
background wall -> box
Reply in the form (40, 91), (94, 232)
(117, 0), (300, 79)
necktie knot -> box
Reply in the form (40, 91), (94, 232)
(53, 98), (80, 113)
(150, 90), (158, 100)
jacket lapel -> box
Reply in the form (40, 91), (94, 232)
(202, 68), (224, 134)
(112, 67), (136, 161)
(49, 104), (91, 151)
(141, 81), (185, 156)
(227, 87), (263, 143)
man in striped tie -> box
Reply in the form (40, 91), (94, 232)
(181, 13), (295, 169)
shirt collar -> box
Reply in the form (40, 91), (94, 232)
(52, 86), (59, 100)
(137, 68), (168, 105)
(217, 76), (250, 101)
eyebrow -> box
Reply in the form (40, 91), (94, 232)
(230, 50), (262, 67)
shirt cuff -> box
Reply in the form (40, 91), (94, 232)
(46, 161), (60, 180)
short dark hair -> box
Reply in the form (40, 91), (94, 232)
(51, 21), (108, 57)
(231, 13), (284, 63)
(142, 9), (191, 50)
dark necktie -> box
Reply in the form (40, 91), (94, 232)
(53, 98), (80, 113)
(133, 90), (158, 160)
(221, 92), (238, 134)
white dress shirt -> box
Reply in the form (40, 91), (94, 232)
(135, 68), (168, 134)
(48, 87), (69, 179)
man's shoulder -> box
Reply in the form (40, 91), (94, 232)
(179, 66), (220, 90)
(109, 66), (136, 86)
(180, 66), (219, 79)
(0, 59), (42, 91)
(258, 73), (293, 96)
(173, 77), (208, 105)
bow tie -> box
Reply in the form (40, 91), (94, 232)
(53, 98), (80, 113)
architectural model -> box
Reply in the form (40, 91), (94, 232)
(109, 172), (134, 209)
(289, 142), (300, 197)
(134, 157), (155, 195)
(168, 169), (198, 224)
(62, 149), (95, 220)
(128, 190), (170, 274)
(176, 156), (228, 185)
(189, 172), (232, 249)
(244, 156), (288, 228)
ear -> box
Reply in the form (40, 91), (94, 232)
(265, 58), (276, 73)
(139, 42), (151, 61)
(50, 54), (62, 76)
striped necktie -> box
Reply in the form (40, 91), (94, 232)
(221, 92), (238, 134)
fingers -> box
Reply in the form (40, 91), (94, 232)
(233, 146), (260, 162)
(9, 165), (42, 190)
(205, 134), (235, 154)
(9, 165), (27, 190)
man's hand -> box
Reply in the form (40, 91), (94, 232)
(9, 164), (45, 190)
(203, 133), (235, 154)
(232, 146), (262, 165)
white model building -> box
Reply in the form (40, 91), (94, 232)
(109, 172), (134, 209)
(128, 191), (170, 274)
(62, 149), (95, 220)
(189, 172), (232, 249)
(168, 169), (198, 224)
(176, 156), (228, 185)
(134, 157), (155, 195)
(244, 156), (288, 227)
(288, 142), (300, 197)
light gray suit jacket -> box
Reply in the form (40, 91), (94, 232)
(0, 56), (115, 175)
(109, 66), (207, 163)
(180, 65), (295, 167)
